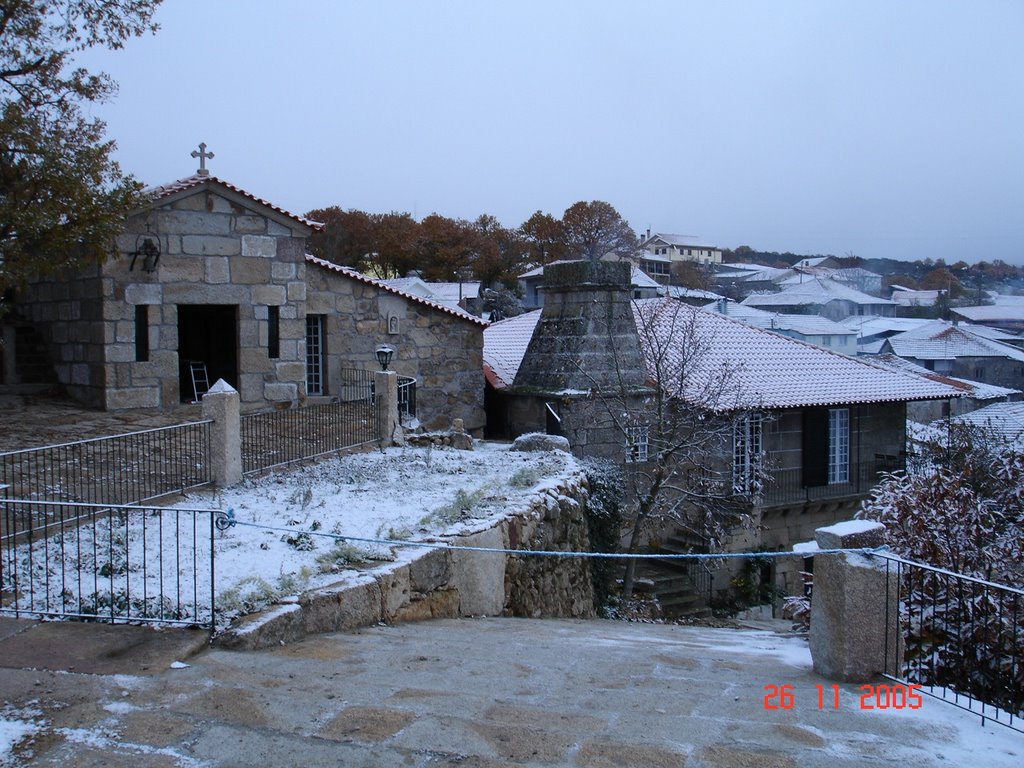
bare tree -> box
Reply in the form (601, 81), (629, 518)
(590, 299), (766, 598)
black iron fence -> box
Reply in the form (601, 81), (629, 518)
(0, 422), (212, 510)
(878, 553), (1023, 732)
(241, 370), (377, 474)
(760, 462), (883, 507)
(0, 500), (223, 628)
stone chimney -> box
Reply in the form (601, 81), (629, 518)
(513, 261), (648, 394)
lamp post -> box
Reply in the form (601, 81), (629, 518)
(375, 345), (395, 371)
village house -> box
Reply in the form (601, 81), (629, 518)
(4, 163), (485, 432)
(741, 277), (897, 320)
(484, 261), (959, 601)
(639, 232), (724, 265)
(877, 319), (1024, 392)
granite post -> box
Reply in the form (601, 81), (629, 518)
(375, 369), (400, 446)
(808, 520), (901, 681)
(202, 379), (242, 487)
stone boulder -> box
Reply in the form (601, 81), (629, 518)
(511, 432), (570, 453)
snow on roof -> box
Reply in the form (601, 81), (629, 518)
(306, 255), (489, 326)
(703, 301), (855, 337)
(644, 233), (714, 248)
(663, 286), (724, 301)
(520, 261), (660, 290)
(741, 278), (895, 309)
(870, 354), (1021, 400)
(639, 251), (671, 263)
(631, 300), (958, 410)
(883, 321), (1024, 362)
(483, 299), (961, 407)
(953, 304), (1024, 322)
(145, 175), (322, 231)
(419, 281), (482, 302)
(841, 315), (930, 338)
(948, 401), (1024, 445)
(483, 310), (541, 388)
(890, 289), (942, 307)
(950, 324), (1018, 343)
(731, 267), (794, 283)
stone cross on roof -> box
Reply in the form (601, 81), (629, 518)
(191, 142), (215, 176)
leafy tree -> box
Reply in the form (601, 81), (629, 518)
(305, 206), (374, 269)
(471, 214), (527, 289)
(519, 210), (566, 266)
(920, 266), (964, 298)
(560, 200), (639, 262)
(365, 212), (419, 279)
(414, 214), (480, 282)
(882, 274), (919, 292)
(0, 0), (162, 292)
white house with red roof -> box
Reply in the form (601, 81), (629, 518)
(9, 166), (486, 431)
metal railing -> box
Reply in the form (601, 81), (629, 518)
(878, 553), (1023, 732)
(0, 422), (212, 510)
(241, 370), (377, 474)
(759, 461), (884, 507)
(398, 375), (417, 421)
(0, 500), (222, 628)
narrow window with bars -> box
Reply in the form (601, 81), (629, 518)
(305, 314), (326, 395)
(268, 305), (280, 359)
(134, 305), (149, 362)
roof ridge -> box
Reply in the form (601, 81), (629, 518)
(305, 255), (489, 327)
(144, 174), (323, 231)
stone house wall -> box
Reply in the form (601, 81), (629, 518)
(305, 263), (487, 433)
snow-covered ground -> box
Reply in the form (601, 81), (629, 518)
(1, 443), (578, 629)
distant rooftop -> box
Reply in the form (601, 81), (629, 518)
(882, 320), (1024, 362)
(742, 278), (895, 309)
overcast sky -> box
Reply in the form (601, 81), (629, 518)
(78, 1), (1024, 264)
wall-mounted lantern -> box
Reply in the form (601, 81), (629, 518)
(129, 236), (161, 273)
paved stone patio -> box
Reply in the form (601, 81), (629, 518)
(1, 617), (1019, 767)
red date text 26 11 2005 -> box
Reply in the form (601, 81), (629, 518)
(763, 683), (924, 711)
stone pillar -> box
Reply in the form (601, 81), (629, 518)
(202, 379), (242, 487)
(375, 369), (400, 447)
(809, 520), (901, 682)
(1, 326), (17, 385)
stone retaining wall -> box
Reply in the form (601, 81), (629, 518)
(219, 472), (596, 650)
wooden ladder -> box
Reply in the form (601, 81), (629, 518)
(188, 360), (210, 403)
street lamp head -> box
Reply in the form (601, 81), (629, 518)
(375, 345), (395, 370)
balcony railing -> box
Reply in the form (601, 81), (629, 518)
(759, 456), (900, 507)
